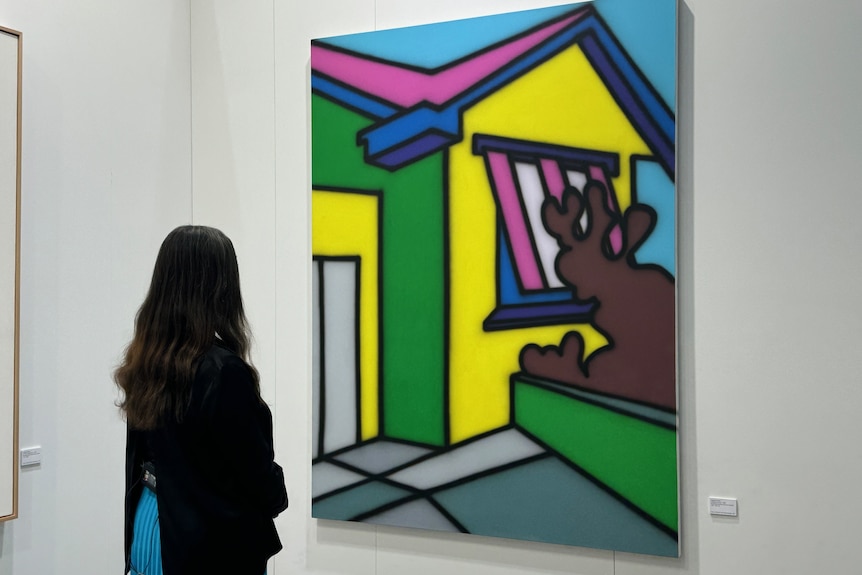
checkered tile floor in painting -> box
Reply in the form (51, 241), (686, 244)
(312, 428), (678, 556)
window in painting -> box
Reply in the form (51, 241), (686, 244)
(473, 134), (622, 331)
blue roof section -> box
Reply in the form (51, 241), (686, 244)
(311, 74), (398, 120)
(313, 6), (675, 176)
(316, 0), (676, 109)
(586, 18), (674, 150)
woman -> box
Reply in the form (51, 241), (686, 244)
(116, 225), (288, 574)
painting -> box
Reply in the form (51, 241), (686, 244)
(310, 0), (678, 556)
(0, 25), (21, 523)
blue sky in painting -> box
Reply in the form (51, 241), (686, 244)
(634, 159), (676, 276)
(318, 3), (575, 68)
(317, 0), (676, 109)
(599, 0), (676, 108)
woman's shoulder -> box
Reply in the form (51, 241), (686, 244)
(194, 343), (253, 390)
(192, 344), (258, 416)
(198, 342), (247, 370)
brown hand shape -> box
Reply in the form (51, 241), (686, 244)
(520, 182), (676, 411)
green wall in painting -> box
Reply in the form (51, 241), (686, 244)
(312, 94), (447, 445)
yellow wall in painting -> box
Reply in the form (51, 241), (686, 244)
(447, 44), (653, 443)
(312, 188), (379, 440)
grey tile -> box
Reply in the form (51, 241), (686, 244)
(364, 497), (460, 533)
(313, 480), (413, 521)
(386, 428), (545, 489)
(333, 441), (434, 474)
(436, 457), (678, 557)
(312, 461), (368, 499)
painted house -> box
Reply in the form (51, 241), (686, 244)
(311, 0), (678, 554)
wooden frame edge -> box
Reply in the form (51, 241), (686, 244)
(0, 24), (21, 524)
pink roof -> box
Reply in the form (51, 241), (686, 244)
(311, 9), (588, 108)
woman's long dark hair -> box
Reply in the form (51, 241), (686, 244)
(115, 225), (260, 429)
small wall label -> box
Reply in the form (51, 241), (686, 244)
(709, 497), (738, 517)
(20, 447), (42, 467)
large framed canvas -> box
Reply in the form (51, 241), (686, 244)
(311, 0), (678, 556)
(0, 25), (21, 523)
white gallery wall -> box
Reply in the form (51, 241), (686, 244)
(1, 0), (861, 574)
(0, 0), (192, 573)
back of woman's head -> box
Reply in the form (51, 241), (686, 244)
(115, 225), (256, 429)
(144, 226), (246, 348)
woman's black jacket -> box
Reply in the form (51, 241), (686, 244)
(124, 344), (288, 573)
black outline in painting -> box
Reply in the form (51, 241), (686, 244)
(316, 7), (675, 176)
(628, 153), (676, 279)
(313, 259), (326, 460)
(474, 134), (621, 176)
(441, 149), (452, 447)
(349, 493), (429, 522)
(347, 451), (553, 521)
(311, 185), (384, 459)
(352, 22), (602, 170)
(587, 9), (675, 128)
(630, 152), (647, 207)
(483, 302), (593, 332)
(427, 496), (469, 533)
(362, 129), (459, 173)
(511, 372), (677, 425)
(514, 424), (678, 541)
(474, 135), (611, 331)
(595, 164), (622, 220)
(311, 72), (396, 122)
(313, 421), (676, 544)
(377, 188), (386, 438)
(494, 226), (504, 310)
(353, 257), (362, 443)
(313, 256), (363, 458)
(511, 157), (552, 291)
(579, 28), (674, 180)
(310, 2), (680, 550)
(480, 151), (516, 296)
(354, 493), (468, 533)
(310, 6), (588, 76)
